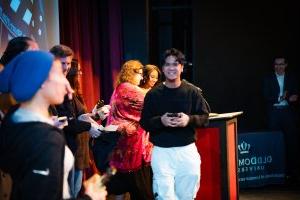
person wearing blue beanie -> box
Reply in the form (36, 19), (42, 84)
(0, 51), (107, 200)
(0, 36), (39, 200)
(0, 51), (53, 102)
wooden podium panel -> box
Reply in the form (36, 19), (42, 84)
(195, 112), (242, 200)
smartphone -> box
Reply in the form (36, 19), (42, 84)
(96, 100), (105, 109)
(101, 167), (117, 185)
(58, 116), (68, 123)
(167, 113), (179, 117)
(94, 100), (105, 121)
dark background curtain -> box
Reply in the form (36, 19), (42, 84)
(57, 0), (299, 131)
(192, 0), (300, 131)
(58, 0), (123, 110)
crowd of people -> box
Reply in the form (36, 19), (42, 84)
(0, 38), (106, 200)
(1, 33), (300, 200)
(0, 36), (211, 200)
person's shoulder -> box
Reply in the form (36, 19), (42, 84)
(285, 72), (298, 80)
(117, 82), (137, 91)
(118, 82), (146, 96)
(181, 80), (202, 93)
(25, 122), (63, 138)
(29, 123), (65, 149)
(118, 82), (130, 87)
(1, 121), (64, 149)
(263, 72), (275, 80)
(147, 82), (164, 95)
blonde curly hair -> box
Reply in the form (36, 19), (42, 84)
(117, 60), (143, 85)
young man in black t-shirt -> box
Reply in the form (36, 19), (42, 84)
(140, 48), (209, 200)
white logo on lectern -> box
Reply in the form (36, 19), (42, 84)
(238, 141), (250, 154)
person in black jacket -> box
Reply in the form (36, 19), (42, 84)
(140, 48), (209, 200)
(49, 45), (104, 198)
(263, 56), (300, 184)
(0, 36), (39, 200)
(0, 51), (106, 200)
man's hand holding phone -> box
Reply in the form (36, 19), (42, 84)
(52, 116), (68, 129)
(161, 112), (189, 127)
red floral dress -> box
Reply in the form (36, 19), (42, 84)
(106, 82), (153, 172)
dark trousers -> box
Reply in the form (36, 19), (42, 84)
(268, 106), (300, 178)
(106, 165), (154, 200)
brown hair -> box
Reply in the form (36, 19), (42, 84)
(50, 44), (74, 58)
(0, 93), (16, 113)
(140, 64), (161, 88)
(66, 59), (86, 105)
(116, 60), (143, 85)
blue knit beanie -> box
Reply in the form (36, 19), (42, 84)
(0, 51), (54, 102)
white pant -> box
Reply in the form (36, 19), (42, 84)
(151, 143), (201, 200)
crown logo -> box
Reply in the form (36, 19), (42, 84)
(238, 141), (250, 154)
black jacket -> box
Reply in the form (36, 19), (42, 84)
(263, 73), (298, 108)
(140, 80), (209, 147)
(0, 109), (91, 200)
(51, 95), (91, 154)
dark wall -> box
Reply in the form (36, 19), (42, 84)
(120, 0), (299, 131)
(148, 1), (192, 63)
(122, 0), (194, 75)
(122, 0), (148, 63)
(193, 1), (300, 131)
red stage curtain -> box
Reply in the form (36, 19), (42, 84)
(58, 0), (123, 110)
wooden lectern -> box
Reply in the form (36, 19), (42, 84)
(195, 111), (243, 200)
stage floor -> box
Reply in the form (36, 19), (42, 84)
(240, 184), (300, 200)
(106, 183), (300, 200)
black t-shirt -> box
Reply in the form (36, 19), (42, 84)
(140, 80), (209, 147)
